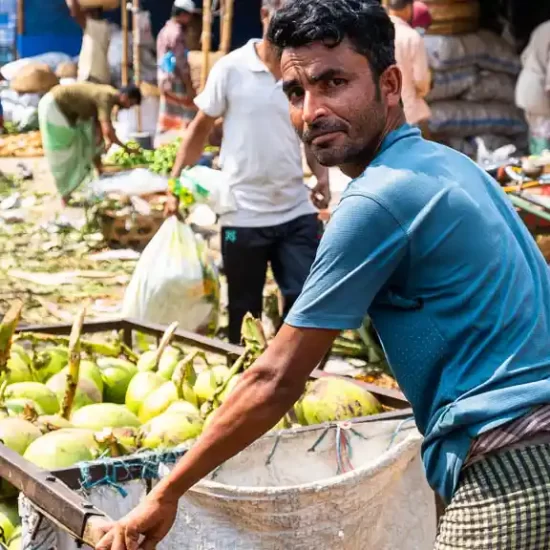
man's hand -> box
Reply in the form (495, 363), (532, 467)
(95, 493), (178, 550)
(164, 193), (180, 218)
(310, 179), (331, 210)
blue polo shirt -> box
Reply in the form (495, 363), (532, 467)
(287, 124), (550, 503)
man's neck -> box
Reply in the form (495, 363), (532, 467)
(255, 39), (281, 79)
(388, 10), (410, 24)
(340, 109), (407, 179)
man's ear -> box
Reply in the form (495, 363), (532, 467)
(260, 6), (270, 22)
(379, 65), (402, 109)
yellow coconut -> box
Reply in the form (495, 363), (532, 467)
(4, 383), (58, 415)
(139, 410), (203, 450)
(71, 403), (140, 431)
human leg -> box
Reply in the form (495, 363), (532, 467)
(434, 442), (550, 549)
(221, 226), (271, 344)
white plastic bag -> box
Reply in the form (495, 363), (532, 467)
(122, 217), (219, 333)
(176, 165), (237, 215)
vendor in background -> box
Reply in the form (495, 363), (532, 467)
(515, 19), (550, 155)
(156, 0), (198, 134)
(38, 83), (141, 204)
(67, 0), (111, 85)
(166, 0), (330, 345)
(411, 1), (432, 35)
(387, 0), (432, 137)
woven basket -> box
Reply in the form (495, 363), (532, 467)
(428, 1), (480, 22)
(426, 17), (479, 35)
(55, 62), (77, 79)
(187, 51), (225, 92)
(11, 64), (59, 94)
(99, 209), (165, 250)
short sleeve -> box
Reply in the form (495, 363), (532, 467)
(96, 92), (117, 122)
(286, 194), (408, 331)
(193, 61), (228, 118)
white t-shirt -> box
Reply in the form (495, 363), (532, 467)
(194, 39), (316, 228)
(78, 19), (111, 84)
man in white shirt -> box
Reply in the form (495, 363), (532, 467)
(387, 0), (431, 135)
(167, 0), (330, 344)
(67, 0), (111, 85)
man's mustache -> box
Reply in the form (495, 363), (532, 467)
(302, 121), (347, 143)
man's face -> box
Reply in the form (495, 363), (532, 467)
(176, 12), (192, 27)
(280, 39), (400, 168)
(119, 94), (135, 109)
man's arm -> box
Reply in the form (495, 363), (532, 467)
(412, 36), (432, 99)
(66, 0), (86, 29)
(304, 145), (331, 210)
(170, 111), (217, 178)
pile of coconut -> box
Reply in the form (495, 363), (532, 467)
(0, 303), (383, 539)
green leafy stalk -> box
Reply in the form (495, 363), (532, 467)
(0, 301), (22, 375)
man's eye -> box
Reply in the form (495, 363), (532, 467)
(288, 89), (305, 101)
(328, 78), (346, 87)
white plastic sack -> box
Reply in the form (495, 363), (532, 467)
(463, 70), (516, 103)
(89, 168), (169, 197)
(424, 31), (521, 75)
(177, 166), (237, 216)
(19, 419), (436, 550)
(429, 100), (527, 137)
(122, 217), (219, 333)
(426, 67), (477, 102)
(0, 88), (40, 131)
(1, 52), (72, 81)
(114, 96), (160, 141)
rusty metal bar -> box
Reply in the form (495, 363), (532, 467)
(0, 444), (112, 545)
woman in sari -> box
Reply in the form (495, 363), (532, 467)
(38, 82), (141, 202)
(156, 0), (198, 134)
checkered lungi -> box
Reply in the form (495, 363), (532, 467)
(434, 442), (550, 549)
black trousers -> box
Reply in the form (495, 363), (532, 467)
(221, 214), (323, 344)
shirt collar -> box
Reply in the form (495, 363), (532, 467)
(242, 39), (270, 73)
(376, 123), (421, 158)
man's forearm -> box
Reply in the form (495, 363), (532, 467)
(151, 361), (303, 502)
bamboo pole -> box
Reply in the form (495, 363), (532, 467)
(200, 0), (212, 91)
(219, 0), (234, 54)
(132, 0), (142, 132)
(121, 1), (129, 86)
(16, 0), (24, 59)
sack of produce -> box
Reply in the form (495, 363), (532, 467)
(463, 70), (516, 103)
(428, 100), (527, 137)
(426, 66), (476, 102)
(0, 89), (40, 132)
(11, 64), (59, 95)
(424, 31), (521, 75)
(55, 62), (77, 79)
(169, 165), (237, 216)
(425, 0), (480, 35)
(122, 217), (219, 334)
(1, 52), (72, 81)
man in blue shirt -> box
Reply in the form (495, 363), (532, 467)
(96, 1), (550, 549)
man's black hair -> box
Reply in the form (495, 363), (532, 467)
(267, 0), (396, 77)
(120, 85), (142, 105)
(387, 0), (413, 10)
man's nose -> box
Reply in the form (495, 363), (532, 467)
(302, 91), (327, 125)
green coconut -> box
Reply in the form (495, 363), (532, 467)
(299, 377), (382, 425)
(71, 403), (140, 431)
(137, 346), (181, 380)
(157, 346), (182, 380)
(0, 500), (19, 544)
(10, 344), (30, 366)
(33, 346), (68, 383)
(5, 398), (44, 417)
(4, 382), (58, 415)
(97, 358), (137, 404)
(139, 410), (203, 450)
(2, 354), (33, 385)
(165, 400), (200, 416)
(0, 416), (42, 455)
(194, 365), (230, 404)
(7, 526), (20, 550)
(23, 428), (98, 469)
(219, 373), (242, 403)
(46, 370), (102, 412)
(137, 382), (178, 424)
(125, 371), (165, 415)
(79, 360), (104, 393)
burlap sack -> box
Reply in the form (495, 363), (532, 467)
(11, 64), (59, 94)
(55, 62), (78, 79)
